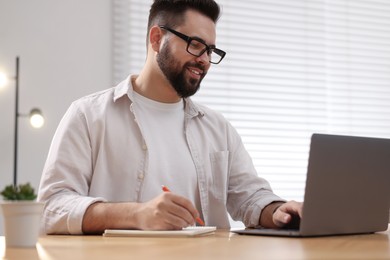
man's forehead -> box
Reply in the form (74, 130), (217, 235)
(179, 9), (217, 43)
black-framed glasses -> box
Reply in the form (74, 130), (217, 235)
(159, 25), (226, 64)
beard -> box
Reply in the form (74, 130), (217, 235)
(157, 41), (206, 98)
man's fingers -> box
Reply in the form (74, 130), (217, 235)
(157, 193), (198, 227)
(166, 193), (200, 222)
(273, 201), (303, 227)
(273, 210), (291, 227)
(136, 193), (199, 230)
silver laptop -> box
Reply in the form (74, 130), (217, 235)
(233, 133), (390, 237)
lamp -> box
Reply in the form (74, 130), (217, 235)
(0, 56), (44, 187)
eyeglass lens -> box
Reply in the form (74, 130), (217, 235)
(187, 39), (222, 64)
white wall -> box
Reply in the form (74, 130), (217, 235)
(0, 0), (112, 235)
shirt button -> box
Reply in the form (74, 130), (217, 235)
(142, 144), (147, 150)
(138, 173), (144, 180)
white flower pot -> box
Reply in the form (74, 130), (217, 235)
(0, 201), (44, 247)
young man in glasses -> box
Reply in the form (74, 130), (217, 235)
(38, 0), (302, 234)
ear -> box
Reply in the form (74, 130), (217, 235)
(149, 26), (163, 52)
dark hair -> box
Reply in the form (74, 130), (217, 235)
(147, 0), (221, 34)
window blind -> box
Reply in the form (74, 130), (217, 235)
(112, 0), (390, 201)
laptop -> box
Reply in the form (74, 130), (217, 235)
(233, 133), (390, 237)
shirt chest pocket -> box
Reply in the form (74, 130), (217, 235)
(209, 151), (229, 201)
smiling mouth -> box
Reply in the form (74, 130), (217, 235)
(188, 67), (203, 77)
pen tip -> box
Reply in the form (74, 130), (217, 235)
(161, 185), (171, 192)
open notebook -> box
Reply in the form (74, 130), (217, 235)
(103, 226), (216, 238)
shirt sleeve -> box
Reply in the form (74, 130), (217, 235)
(225, 122), (286, 227)
(37, 102), (106, 234)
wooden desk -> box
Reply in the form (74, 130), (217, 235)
(1, 228), (389, 260)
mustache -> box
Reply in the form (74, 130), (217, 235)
(186, 62), (206, 73)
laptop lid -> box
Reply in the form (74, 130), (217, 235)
(233, 133), (390, 237)
(300, 133), (390, 236)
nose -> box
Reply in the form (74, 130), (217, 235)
(195, 51), (209, 66)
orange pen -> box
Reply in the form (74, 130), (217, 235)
(161, 185), (205, 226)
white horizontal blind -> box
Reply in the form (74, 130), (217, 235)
(112, 0), (151, 81)
(112, 0), (390, 201)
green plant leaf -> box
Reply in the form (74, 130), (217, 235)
(0, 183), (37, 201)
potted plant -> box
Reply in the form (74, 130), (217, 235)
(0, 183), (44, 247)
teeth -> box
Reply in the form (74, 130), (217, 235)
(190, 69), (201, 75)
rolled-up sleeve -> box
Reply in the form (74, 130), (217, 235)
(37, 102), (106, 234)
(226, 123), (285, 227)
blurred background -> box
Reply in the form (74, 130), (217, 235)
(0, 0), (111, 234)
(1, 0), (390, 234)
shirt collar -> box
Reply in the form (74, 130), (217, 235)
(184, 98), (205, 118)
(113, 75), (205, 118)
(113, 75), (133, 102)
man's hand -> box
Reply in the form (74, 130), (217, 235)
(134, 192), (200, 230)
(272, 200), (303, 228)
(82, 193), (200, 234)
(259, 200), (303, 229)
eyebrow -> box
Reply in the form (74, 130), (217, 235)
(191, 36), (216, 49)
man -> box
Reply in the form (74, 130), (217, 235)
(38, 0), (302, 234)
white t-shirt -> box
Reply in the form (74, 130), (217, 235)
(132, 91), (201, 212)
